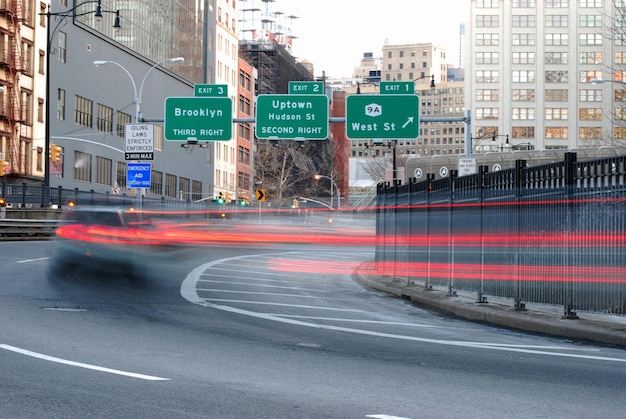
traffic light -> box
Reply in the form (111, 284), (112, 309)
(0, 197), (6, 207)
(239, 198), (247, 206)
(217, 192), (224, 204)
(50, 144), (62, 162)
(0, 160), (9, 175)
(292, 198), (299, 209)
(225, 192), (232, 204)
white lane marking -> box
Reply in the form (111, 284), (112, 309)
(199, 278), (321, 292)
(181, 256), (626, 363)
(366, 415), (412, 419)
(201, 298), (366, 312)
(16, 257), (50, 264)
(43, 307), (87, 312)
(0, 344), (170, 381)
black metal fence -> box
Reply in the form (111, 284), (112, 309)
(376, 152), (626, 316)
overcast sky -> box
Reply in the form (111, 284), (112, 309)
(285, 0), (468, 79)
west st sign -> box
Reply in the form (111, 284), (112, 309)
(346, 94), (420, 139)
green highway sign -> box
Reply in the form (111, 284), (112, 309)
(289, 81), (324, 95)
(380, 81), (415, 95)
(194, 84), (228, 97)
(346, 94), (420, 139)
(255, 94), (329, 140)
(164, 97), (232, 141)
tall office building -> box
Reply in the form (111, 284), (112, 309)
(467, 0), (626, 152)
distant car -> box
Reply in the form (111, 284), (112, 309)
(49, 206), (153, 278)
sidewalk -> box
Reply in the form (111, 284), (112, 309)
(354, 264), (626, 348)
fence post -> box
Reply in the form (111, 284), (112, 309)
(425, 173), (435, 290)
(563, 152), (579, 319)
(477, 165), (489, 303)
(514, 160), (527, 311)
(447, 170), (458, 297)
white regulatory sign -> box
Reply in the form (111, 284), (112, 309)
(458, 157), (476, 176)
(125, 124), (154, 160)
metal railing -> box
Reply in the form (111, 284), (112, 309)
(376, 152), (626, 317)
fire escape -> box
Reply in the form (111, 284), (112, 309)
(0, 0), (26, 177)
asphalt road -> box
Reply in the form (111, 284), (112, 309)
(1, 241), (626, 418)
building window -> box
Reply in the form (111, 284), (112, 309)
(239, 95), (251, 114)
(151, 170), (163, 195)
(116, 111), (131, 137)
(74, 95), (92, 128)
(513, 52), (535, 64)
(73, 150), (91, 182)
(545, 108), (569, 120)
(579, 0), (602, 7)
(546, 0), (569, 7)
(512, 89), (536, 101)
(116, 161), (126, 189)
(20, 90), (32, 125)
(513, 15), (535, 27)
(513, 0), (536, 6)
(476, 108), (499, 119)
(614, 108), (626, 120)
(58, 31), (66, 63)
(512, 108), (535, 120)
(37, 98), (44, 123)
(513, 70), (535, 83)
(96, 103), (113, 133)
(579, 108), (602, 120)
(476, 15), (499, 27)
(477, 0), (499, 7)
(579, 52), (601, 64)
(545, 89), (568, 101)
(580, 33), (602, 45)
(476, 52), (499, 64)
(513, 33), (535, 45)
(545, 127), (568, 138)
(615, 90), (626, 101)
(579, 127), (602, 139)
(512, 126), (535, 139)
(96, 156), (112, 186)
(546, 52), (568, 64)
(476, 70), (499, 83)
(579, 89), (602, 102)
(476, 33), (499, 45)
(579, 15), (602, 27)
(545, 70), (568, 82)
(546, 15), (568, 27)
(179, 177), (190, 200)
(57, 88), (65, 120)
(476, 89), (499, 101)
(615, 52), (626, 64)
(38, 50), (45, 74)
(615, 127), (626, 139)
(165, 173), (177, 197)
(546, 33), (568, 45)
(579, 70), (602, 82)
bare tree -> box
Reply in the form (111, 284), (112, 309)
(254, 139), (333, 207)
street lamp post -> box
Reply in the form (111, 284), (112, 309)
(93, 57), (184, 123)
(314, 174), (340, 209)
(42, 0), (120, 191)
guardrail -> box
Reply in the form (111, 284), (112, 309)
(0, 219), (58, 240)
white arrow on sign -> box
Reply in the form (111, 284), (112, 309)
(402, 117), (414, 129)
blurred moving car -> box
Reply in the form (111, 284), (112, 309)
(49, 206), (154, 277)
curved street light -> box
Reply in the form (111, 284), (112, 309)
(314, 174), (340, 209)
(93, 57), (184, 122)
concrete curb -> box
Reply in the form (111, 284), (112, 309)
(353, 268), (626, 348)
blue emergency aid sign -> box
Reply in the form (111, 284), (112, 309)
(127, 163), (151, 188)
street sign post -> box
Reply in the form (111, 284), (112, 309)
(164, 97), (232, 141)
(125, 123), (154, 160)
(255, 94), (329, 140)
(346, 94), (420, 139)
(288, 81), (324, 95)
(127, 163), (151, 188)
(380, 81), (415, 95)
